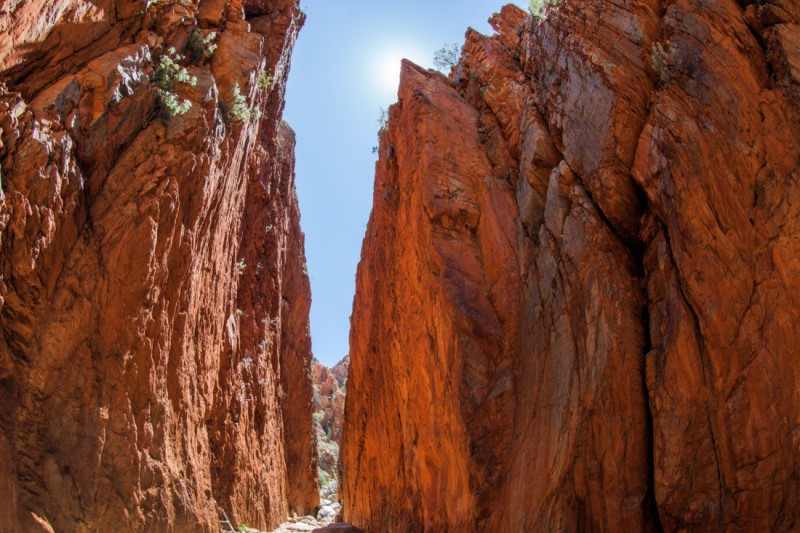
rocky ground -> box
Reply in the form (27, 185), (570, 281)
(233, 499), (359, 533)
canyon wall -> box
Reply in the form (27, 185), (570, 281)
(313, 355), (349, 498)
(0, 0), (319, 531)
(342, 1), (800, 531)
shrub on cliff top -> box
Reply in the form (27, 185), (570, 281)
(377, 107), (388, 130)
(433, 44), (460, 72)
(529, 0), (559, 19)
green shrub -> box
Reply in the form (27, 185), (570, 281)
(155, 89), (192, 121)
(220, 83), (258, 124)
(529, 0), (559, 19)
(377, 107), (388, 130)
(152, 47), (196, 122)
(235, 259), (247, 274)
(257, 71), (274, 90)
(433, 44), (460, 72)
(186, 30), (217, 63)
(651, 41), (675, 85)
(153, 47), (196, 90)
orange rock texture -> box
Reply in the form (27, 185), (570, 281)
(313, 356), (348, 444)
(0, 0), (318, 531)
(342, 2), (800, 531)
(313, 355), (349, 497)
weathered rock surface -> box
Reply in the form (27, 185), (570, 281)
(0, 0), (318, 531)
(342, 2), (800, 532)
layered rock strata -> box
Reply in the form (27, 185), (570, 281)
(342, 2), (800, 531)
(0, 0), (318, 531)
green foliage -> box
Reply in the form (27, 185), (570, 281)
(153, 47), (196, 91)
(433, 43), (460, 71)
(529, 0), (559, 19)
(651, 41), (675, 85)
(235, 259), (247, 274)
(220, 83), (258, 124)
(238, 525), (248, 533)
(186, 30), (217, 63)
(258, 71), (274, 90)
(377, 107), (388, 130)
(155, 89), (192, 121)
(152, 47), (196, 122)
(319, 469), (330, 488)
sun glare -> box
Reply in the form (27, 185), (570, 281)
(377, 52), (404, 94)
(373, 44), (427, 98)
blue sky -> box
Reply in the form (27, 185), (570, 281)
(284, 1), (524, 367)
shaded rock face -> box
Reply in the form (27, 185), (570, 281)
(342, 2), (800, 532)
(312, 355), (348, 498)
(0, 0), (318, 531)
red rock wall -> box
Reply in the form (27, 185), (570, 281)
(313, 356), (348, 445)
(0, 0), (318, 531)
(342, 2), (800, 531)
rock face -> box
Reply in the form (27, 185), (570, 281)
(0, 0), (319, 531)
(342, 2), (800, 532)
(313, 356), (348, 498)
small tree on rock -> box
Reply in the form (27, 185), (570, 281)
(433, 44), (460, 72)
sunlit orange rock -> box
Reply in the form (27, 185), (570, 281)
(343, 2), (800, 531)
(0, 0), (318, 531)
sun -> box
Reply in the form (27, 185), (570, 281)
(377, 51), (404, 94)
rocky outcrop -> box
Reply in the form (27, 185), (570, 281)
(313, 356), (348, 498)
(0, 0), (318, 531)
(342, 2), (800, 532)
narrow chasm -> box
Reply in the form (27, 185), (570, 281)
(2, 1), (800, 533)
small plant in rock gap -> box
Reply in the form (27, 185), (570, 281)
(235, 259), (247, 274)
(377, 107), (388, 130)
(258, 71), (274, 90)
(651, 40), (675, 85)
(433, 43), (460, 71)
(186, 30), (217, 63)
(238, 525), (248, 533)
(152, 47), (196, 122)
(153, 47), (196, 90)
(220, 83), (257, 124)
